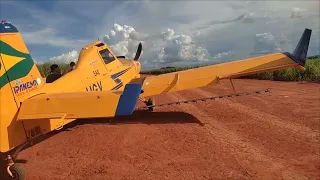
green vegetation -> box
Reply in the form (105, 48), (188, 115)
(36, 63), (69, 77)
(36, 57), (320, 82)
(141, 65), (203, 75)
(140, 57), (320, 82)
(239, 58), (320, 82)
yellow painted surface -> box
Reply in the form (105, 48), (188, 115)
(0, 54), (24, 76)
(0, 30), (142, 153)
(0, 24), (310, 154)
(140, 53), (298, 97)
(17, 91), (123, 120)
(0, 84), (26, 152)
(1, 33), (30, 54)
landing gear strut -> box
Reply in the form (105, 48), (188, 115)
(139, 97), (156, 111)
(1, 141), (29, 180)
(1, 155), (25, 180)
(146, 97), (155, 111)
(5, 155), (25, 180)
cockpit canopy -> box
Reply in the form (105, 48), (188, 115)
(95, 42), (116, 64)
(77, 41), (118, 68)
(99, 48), (116, 64)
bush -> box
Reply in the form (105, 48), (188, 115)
(240, 58), (320, 82)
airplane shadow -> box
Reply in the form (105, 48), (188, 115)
(1, 110), (203, 165)
(73, 110), (204, 126)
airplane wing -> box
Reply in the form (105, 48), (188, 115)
(16, 84), (143, 121)
(137, 28), (312, 98)
(16, 28), (312, 120)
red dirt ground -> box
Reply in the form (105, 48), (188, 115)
(10, 79), (320, 179)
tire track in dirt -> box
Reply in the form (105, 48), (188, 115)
(191, 88), (319, 141)
(183, 87), (320, 179)
(164, 92), (306, 179)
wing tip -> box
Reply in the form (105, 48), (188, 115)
(283, 28), (312, 67)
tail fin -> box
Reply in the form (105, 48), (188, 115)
(0, 20), (43, 103)
(283, 28), (312, 67)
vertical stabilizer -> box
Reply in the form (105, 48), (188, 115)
(283, 28), (312, 67)
(0, 20), (43, 103)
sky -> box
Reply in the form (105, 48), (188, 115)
(1, 0), (319, 70)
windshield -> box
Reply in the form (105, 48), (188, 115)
(99, 49), (116, 64)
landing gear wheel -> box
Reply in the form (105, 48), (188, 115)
(146, 98), (155, 111)
(7, 164), (25, 180)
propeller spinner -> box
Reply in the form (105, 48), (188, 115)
(133, 42), (142, 61)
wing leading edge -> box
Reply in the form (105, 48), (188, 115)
(16, 83), (142, 121)
(138, 28), (312, 97)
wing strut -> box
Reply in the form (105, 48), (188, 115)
(135, 88), (271, 110)
(229, 78), (236, 93)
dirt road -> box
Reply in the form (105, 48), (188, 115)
(15, 79), (320, 180)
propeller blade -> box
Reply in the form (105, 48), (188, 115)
(133, 42), (142, 61)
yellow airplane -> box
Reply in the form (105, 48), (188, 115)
(0, 19), (312, 180)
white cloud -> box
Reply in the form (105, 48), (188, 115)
(49, 24), (215, 69)
(3, 1), (91, 50)
(18, 28), (89, 49)
(12, 1), (317, 70)
(254, 32), (282, 53)
(48, 50), (79, 64)
(291, 7), (303, 19)
(103, 24), (212, 69)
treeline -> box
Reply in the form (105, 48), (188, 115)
(36, 57), (320, 82)
(36, 63), (70, 77)
(238, 57), (319, 82)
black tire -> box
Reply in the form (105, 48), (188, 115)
(147, 98), (155, 111)
(8, 164), (25, 180)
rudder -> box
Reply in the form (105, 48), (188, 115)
(283, 28), (312, 67)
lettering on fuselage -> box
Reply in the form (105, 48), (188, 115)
(89, 60), (98, 66)
(86, 81), (103, 91)
(13, 79), (39, 94)
(93, 69), (100, 76)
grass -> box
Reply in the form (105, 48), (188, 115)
(36, 63), (69, 77)
(36, 56), (320, 82)
(239, 58), (320, 82)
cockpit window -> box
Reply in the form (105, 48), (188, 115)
(95, 43), (105, 47)
(99, 49), (115, 64)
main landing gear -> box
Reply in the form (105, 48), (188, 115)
(146, 97), (155, 111)
(3, 155), (25, 180)
(1, 142), (28, 180)
(1, 155), (25, 180)
(139, 97), (156, 111)
(139, 89), (156, 111)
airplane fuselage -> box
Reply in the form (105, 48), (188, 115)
(16, 41), (142, 102)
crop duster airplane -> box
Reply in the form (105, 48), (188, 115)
(0, 20), (312, 179)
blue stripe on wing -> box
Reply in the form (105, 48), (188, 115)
(115, 83), (142, 115)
